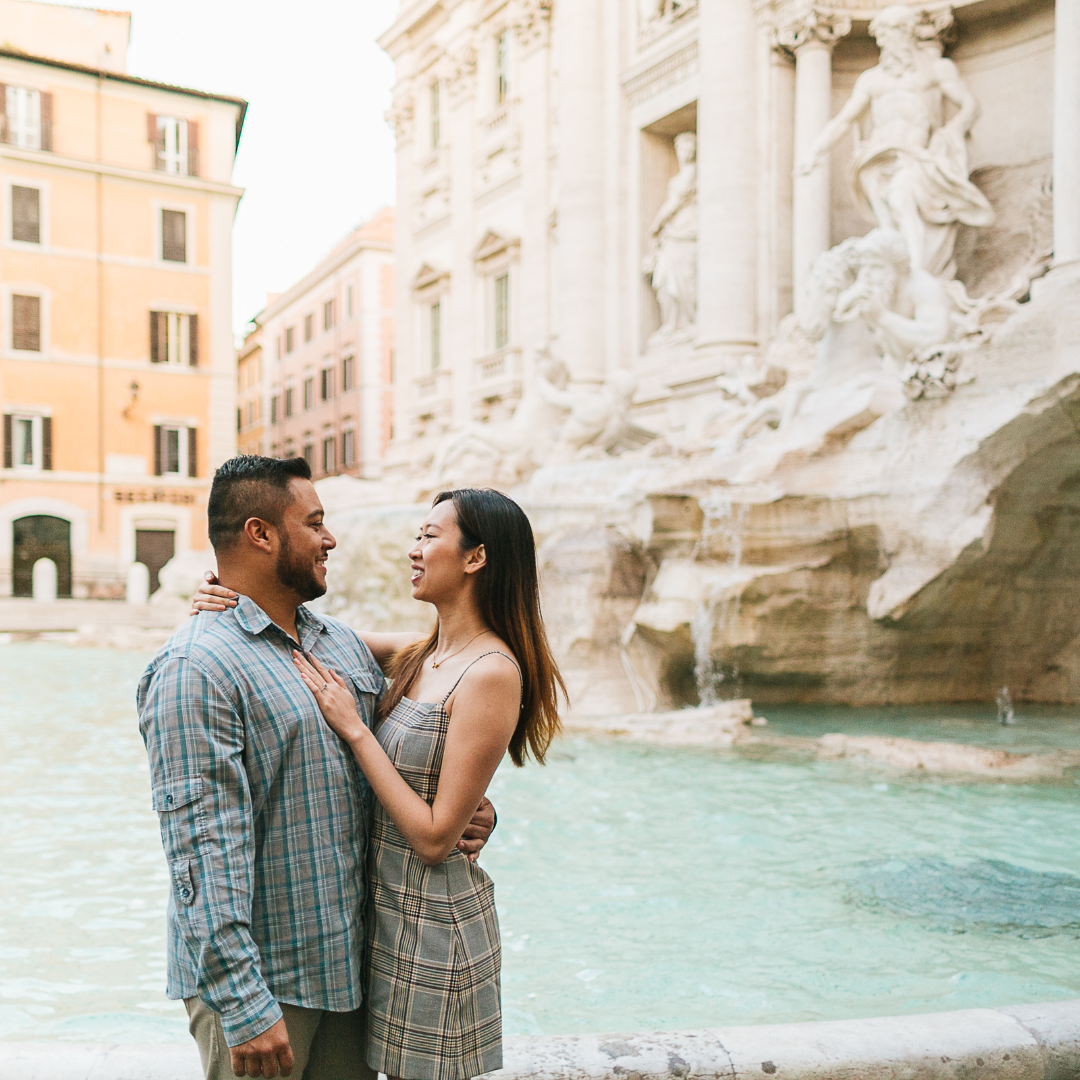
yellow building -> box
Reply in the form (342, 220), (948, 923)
(0, 1), (245, 597)
(237, 320), (264, 457)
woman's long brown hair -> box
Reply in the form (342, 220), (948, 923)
(378, 489), (567, 766)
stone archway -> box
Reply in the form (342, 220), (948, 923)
(12, 516), (72, 598)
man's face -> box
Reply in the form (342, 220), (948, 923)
(274, 478), (336, 601)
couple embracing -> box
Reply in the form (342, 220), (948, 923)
(138, 455), (565, 1080)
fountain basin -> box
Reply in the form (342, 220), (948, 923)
(5, 998), (1080, 1079)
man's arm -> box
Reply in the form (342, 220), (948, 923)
(797, 72), (874, 175)
(936, 57), (979, 135)
(140, 658), (285, 1052)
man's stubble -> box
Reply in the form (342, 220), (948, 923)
(275, 530), (326, 602)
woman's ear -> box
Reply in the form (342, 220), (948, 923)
(464, 544), (487, 575)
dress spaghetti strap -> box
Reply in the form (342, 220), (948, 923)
(440, 650), (522, 707)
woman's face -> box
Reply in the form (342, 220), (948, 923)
(408, 500), (480, 603)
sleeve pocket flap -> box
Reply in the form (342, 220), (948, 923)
(152, 776), (203, 812)
(171, 859), (196, 906)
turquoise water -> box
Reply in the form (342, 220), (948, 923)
(2, 643), (1079, 1044)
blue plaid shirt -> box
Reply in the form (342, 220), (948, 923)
(137, 597), (384, 1046)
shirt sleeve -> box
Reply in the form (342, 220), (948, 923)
(139, 656), (282, 1047)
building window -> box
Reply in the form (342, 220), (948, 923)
(429, 300), (442, 371)
(493, 272), (509, 350)
(270, 395), (279, 424)
(323, 298), (336, 331)
(495, 31), (509, 105)
(302, 442), (314, 469)
(346, 284), (354, 317)
(321, 366), (335, 401)
(3, 413), (51, 470)
(150, 115), (198, 176)
(5, 87), (51, 151)
(153, 424), (197, 477)
(11, 186), (40, 243)
(285, 326), (295, 353)
(322, 435), (336, 475)
(304, 377), (314, 410)
(342, 428), (355, 467)
(342, 354), (354, 391)
(150, 311), (198, 365)
(285, 387), (295, 417)
(12, 294), (41, 352)
(161, 209), (187, 262)
(430, 80), (441, 148)
(304, 313), (314, 343)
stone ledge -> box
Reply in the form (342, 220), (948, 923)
(6, 1000), (1080, 1080)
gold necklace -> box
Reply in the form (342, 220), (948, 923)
(431, 629), (491, 669)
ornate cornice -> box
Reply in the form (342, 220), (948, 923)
(446, 40), (478, 100)
(775, 6), (852, 50)
(385, 88), (416, 143)
(622, 39), (699, 106)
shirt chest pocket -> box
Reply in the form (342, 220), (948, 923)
(340, 668), (382, 727)
(151, 776), (207, 858)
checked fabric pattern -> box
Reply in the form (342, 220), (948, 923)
(365, 666), (509, 1080)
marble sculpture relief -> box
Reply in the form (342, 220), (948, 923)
(643, 131), (698, 337)
(798, 4), (993, 279)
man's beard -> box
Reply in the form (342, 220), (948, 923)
(275, 531), (326, 602)
(879, 37), (917, 74)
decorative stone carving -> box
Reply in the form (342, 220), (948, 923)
(384, 90), (415, 143)
(775, 6), (851, 51)
(797, 4), (993, 279)
(643, 132), (698, 339)
(512, 0), (553, 47)
(446, 41), (478, 101)
(639, 0), (699, 42)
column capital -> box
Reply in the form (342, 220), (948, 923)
(775, 6), (851, 51)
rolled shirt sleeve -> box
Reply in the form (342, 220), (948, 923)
(140, 656), (282, 1047)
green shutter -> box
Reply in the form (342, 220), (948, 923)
(41, 416), (52, 470)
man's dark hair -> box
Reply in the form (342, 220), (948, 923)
(207, 455), (312, 551)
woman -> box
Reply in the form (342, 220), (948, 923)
(196, 488), (565, 1080)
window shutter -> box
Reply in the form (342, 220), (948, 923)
(187, 427), (197, 478)
(39, 92), (53, 151)
(3, 415), (11, 469)
(41, 416), (52, 470)
(149, 310), (160, 361)
(188, 313), (198, 366)
(0, 85), (8, 144)
(149, 113), (165, 170)
(186, 120), (200, 177)
(153, 425), (163, 476)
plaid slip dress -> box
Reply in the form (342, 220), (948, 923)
(365, 652), (519, 1080)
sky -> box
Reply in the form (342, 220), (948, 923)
(113, 0), (397, 337)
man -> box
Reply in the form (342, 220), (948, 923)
(797, 4), (993, 278)
(138, 456), (494, 1080)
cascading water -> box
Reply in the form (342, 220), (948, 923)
(691, 493), (748, 707)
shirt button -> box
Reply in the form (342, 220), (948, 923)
(166, 795), (173, 804)
(180, 888), (191, 898)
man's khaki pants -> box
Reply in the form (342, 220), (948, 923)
(185, 997), (377, 1080)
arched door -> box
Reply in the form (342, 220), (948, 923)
(13, 516), (72, 598)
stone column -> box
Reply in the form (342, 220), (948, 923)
(695, 0), (760, 359)
(779, 8), (850, 318)
(556, 0), (606, 384)
(1054, 0), (1080, 264)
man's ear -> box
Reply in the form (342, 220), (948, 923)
(242, 516), (276, 554)
(463, 544), (487, 575)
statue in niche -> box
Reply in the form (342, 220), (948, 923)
(797, 4), (993, 280)
(642, 131), (698, 338)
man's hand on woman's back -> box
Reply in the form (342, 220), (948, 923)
(457, 797), (496, 863)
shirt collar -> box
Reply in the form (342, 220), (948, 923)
(233, 594), (332, 652)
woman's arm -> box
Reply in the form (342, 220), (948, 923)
(190, 575), (425, 672)
(294, 651), (519, 867)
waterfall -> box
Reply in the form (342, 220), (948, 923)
(691, 494), (748, 707)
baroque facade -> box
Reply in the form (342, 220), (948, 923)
(378, 0), (1075, 479)
(0, 0), (245, 597)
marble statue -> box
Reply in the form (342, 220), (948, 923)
(797, 4), (993, 279)
(643, 132), (698, 336)
(536, 364), (655, 463)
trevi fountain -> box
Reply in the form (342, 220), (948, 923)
(8, 0), (1080, 1074)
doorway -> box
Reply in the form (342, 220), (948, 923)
(135, 529), (176, 595)
(13, 516), (72, 598)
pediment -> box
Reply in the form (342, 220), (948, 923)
(472, 230), (520, 263)
(412, 262), (450, 291)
